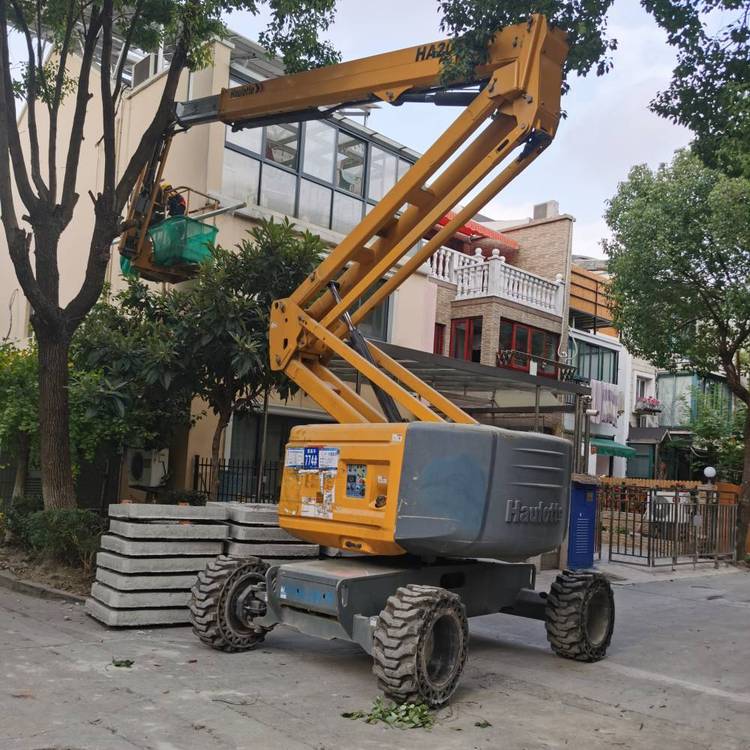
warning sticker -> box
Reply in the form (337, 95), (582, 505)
(285, 446), (339, 471)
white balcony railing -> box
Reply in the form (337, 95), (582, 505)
(429, 247), (565, 315)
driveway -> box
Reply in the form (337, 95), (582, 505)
(1, 569), (749, 749)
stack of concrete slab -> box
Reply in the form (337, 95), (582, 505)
(213, 502), (319, 560)
(85, 503), (228, 627)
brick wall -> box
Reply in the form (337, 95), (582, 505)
(502, 216), (573, 280)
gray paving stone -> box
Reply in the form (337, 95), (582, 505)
(96, 551), (215, 574)
(100, 534), (223, 557)
(226, 541), (319, 558)
(228, 524), (298, 542)
(109, 519), (228, 540)
(91, 582), (190, 608)
(85, 597), (190, 627)
(209, 502), (279, 526)
(95, 567), (198, 591)
(109, 503), (227, 521)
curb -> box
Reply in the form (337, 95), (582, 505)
(0, 569), (87, 604)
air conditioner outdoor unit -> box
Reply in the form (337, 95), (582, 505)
(130, 53), (160, 88)
(126, 448), (169, 488)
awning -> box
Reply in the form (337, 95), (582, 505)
(590, 438), (637, 458)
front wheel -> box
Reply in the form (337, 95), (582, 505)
(372, 584), (468, 707)
(545, 571), (614, 662)
(189, 555), (272, 652)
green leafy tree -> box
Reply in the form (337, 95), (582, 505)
(604, 150), (750, 556)
(0, 1), (338, 509)
(166, 219), (323, 498)
(690, 393), (747, 483)
(0, 343), (39, 499)
(438, 1), (750, 175)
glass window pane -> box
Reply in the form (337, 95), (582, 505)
(531, 330), (545, 357)
(264, 123), (299, 169)
(357, 282), (389, 341)
(368, 146), (398, 202)
(260, 164), (296, 215)
(298, 179), (331, 229)
(331, 192), (363, 234)
(513, 326), (529, 370)
(470, 318), (482, 363)
(226, 124), (262, 154)
(222, 149), (259, 205)
(302, 121), (336, 182)
(451, 320), (467, 359)
(336, 132), (366, 196)
(397, 158), (411, 180)
(499, 321), (513, 352)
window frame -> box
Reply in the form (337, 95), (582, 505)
(498, 319), (560, 378)
(433, 323), (446, 355)
(450, 317), (482, 363)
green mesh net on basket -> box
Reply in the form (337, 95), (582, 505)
(148, 216), (218, 267)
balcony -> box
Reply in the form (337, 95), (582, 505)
(634, 397), (662, 415)
(429, 247), (565, 315)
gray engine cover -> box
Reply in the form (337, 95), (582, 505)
(394, 422), (571, 561)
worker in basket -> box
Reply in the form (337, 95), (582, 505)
(151, 180), (187, 227)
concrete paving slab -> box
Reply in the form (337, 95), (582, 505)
(227, 540), (319, 558)
(228, 524), (298, 542)
(109, 519), (228, 540)
(91, 582), (190, 608)
(209, 501), (278, 525)
(84, 596), (190, 626)
(100, 534), (223, 557)
(96, 550), (215, 573)
(109, 502), (227, 520)
(95, 567), (198, 591)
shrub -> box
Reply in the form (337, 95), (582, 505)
(23, 509), (105, 574)
(4, 495), (44, 546)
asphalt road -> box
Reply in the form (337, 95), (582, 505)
(1, 569), (749, 750)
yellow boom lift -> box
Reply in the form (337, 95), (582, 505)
(121, 15), (614, 706)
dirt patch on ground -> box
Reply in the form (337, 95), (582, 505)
(0, 543), (92, 597)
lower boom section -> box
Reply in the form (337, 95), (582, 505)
(278, 421), (572, 560)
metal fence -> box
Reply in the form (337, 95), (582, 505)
(192, 456), (282, 503)
(599, 484), (737, 567)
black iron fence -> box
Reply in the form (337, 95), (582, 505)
(598, 484), (737, 567)
(192, 456), (282, 503)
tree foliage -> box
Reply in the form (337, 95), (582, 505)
(438, 1), (750, 175)
(604, 150), (750, 553)
(690, 393), (746, 482)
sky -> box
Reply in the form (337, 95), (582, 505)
(229, 0), (693, 258)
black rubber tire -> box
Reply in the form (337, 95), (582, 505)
(189, 555), (271, 652)
(545, 570), (615, 662)
(372, 584), (468, 707)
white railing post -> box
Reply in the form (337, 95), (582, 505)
(486, 249), (504, 297)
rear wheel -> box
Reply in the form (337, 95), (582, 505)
(189, 555), (272, 652)
(372, 584), (468, 707)
(545, 570), (614, 662)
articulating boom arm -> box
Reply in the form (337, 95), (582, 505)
(266, 15), (567, 426)
(120, 14), (567, 426)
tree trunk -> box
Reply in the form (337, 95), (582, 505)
(737, 408), (750, 560)
(11, 431), (31, 500)
(36, 331), (76, 509)
(209, 407), (231, 502)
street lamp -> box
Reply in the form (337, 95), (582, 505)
(703, 466), (717, 484)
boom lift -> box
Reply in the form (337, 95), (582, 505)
(123, 15), (615, 706)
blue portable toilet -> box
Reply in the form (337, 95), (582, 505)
(567, 480), (597, 570)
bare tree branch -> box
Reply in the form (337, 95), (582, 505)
(0, 4), (39, 212)
(48, 0), (79, 202)
(59, 3), (103, 226)
(100, 0), (115, 198)
(9, 1), (48, 200)
(111, 0), (145, 105)
(114, 40), (187, 213)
